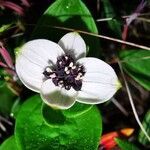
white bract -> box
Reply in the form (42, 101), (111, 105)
(16, 32), (121, 109)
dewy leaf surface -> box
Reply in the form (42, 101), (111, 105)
(31, 0), (101, 57)
(15, 95), (102, 150)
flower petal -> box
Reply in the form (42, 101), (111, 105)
(16, 58), (44, 92)
(58, 32), (86, 60)
(16, 39), (64, 67)
(41, 79), (77, 109)
(16, 39), (64, 92)
(76, 58), (121, 104)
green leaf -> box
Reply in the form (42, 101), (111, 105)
(0, 69), (6, 87)
(115, 138), (140, 150)
(0, 83), (16, 116)
(119, 49), (150, 90)
(15, 95), (102, 150)
(11, 98), (22, 118)
(32, 0), (101, 57)
(138, 110), (150, 146)
(102, 0), (121, 38)
(42, 102), (93, 125)
(0, 24), (12, 33)
(0, 76), (5, 87)
(0, 136), (18, 150)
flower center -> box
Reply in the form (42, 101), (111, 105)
(43, 55), (85, 91)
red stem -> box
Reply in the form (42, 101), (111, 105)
(0, 1), (24, 15)
(0, 47), (14, 68)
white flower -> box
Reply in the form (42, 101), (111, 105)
(15, 32), (121, 109)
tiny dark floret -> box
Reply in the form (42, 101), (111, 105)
(43, 55), (85, 91)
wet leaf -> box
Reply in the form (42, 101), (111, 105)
(15, 95), (102, 150)
(32, 0), (101, 57)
